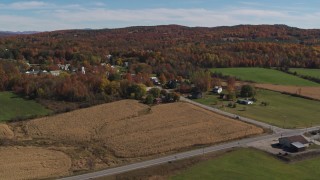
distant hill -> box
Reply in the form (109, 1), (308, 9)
(0, 24), (320, 71)
(0, 31), (39, 37)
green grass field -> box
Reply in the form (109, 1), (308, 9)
(195, 89), (320, 128)
(211, 67), (319, 86)
(171, 148), (320, 180)
(0, 92), (51, 122)
(289, 68), (320, 79)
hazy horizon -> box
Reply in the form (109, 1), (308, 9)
(1, 0), (320, 31)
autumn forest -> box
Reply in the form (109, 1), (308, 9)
(1, 24), (320, 109)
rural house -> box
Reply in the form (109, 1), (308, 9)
(150, 77), (161, 85)
(212, 86), (223, 94)
(50, 70), (61, 76)
(279, 135), (309, 152)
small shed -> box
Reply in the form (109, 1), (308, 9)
(279, 135), (309, 152)
(291, 142), (306, 152)
(190, 91), (203, 99)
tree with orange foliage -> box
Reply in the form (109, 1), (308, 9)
(226, 77), (236, 100)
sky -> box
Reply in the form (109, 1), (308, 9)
(1, 0), (320, 31)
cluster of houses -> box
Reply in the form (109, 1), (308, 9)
(23, 60), (119, 77)
(25, 65), (86, 76)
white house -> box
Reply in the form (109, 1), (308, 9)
(50, 70), (61, 76)
(150, 77), (161, 85)
(81, 66), (86, 74)
(212, 86), (223, 94)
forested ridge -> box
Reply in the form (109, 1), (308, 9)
(1, 24), (320, 106)
(1, 24), (320, 73)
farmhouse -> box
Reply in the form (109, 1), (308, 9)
(150, 77), (161, 85)
(212, 86), (223, 94)
(279, 135), (309, 152)
(25, 70), (40, 75)
(50, 70), (61, 76)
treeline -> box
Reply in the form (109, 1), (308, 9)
(0, 25), (320, 79)
(277, 67), (320, 84)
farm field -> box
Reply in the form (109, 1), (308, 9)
(25, 100), (262, 158)
(171, 148), (320, 180)
(0, 92), (52, 122)
(289, 68), (320, 79)
(211, 68), (319, 86)
(255, 84), (320, 101)
(0, 124), (14, 139)
(195, 89), (320, 128)
(1, 100), (262, 179)
(0, 146), (71, 180)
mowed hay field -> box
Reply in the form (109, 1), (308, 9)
(0, 146), (71, 180)
(289, 68), (320, 79)
(25, 100), (263, 158)
(255, 84), (320, 101)
(211, 67), (319, 86)
(0, 92), (52, 122)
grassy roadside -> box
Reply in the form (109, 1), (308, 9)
(0, 91), (52, 122)
(171, 148), (320, 180)
(194, 89), (320, 128)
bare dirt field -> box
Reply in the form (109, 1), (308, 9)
(3, 100), (263, 179)
(0, 146), (71, 180)
(255, 84), (320, 101)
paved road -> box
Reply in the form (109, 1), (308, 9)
(60, 129), (309, 180)
(60, 98), (320, 180)
(180, 97), (285, 133)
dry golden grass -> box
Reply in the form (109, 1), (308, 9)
(0, 146), (71, 180)
(255, 84), (320, 100)
(0, 124), (14, 139)
(26, 99), (148, 141)
(98, 102), (262, 157)
(26, 100), (262, 158)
